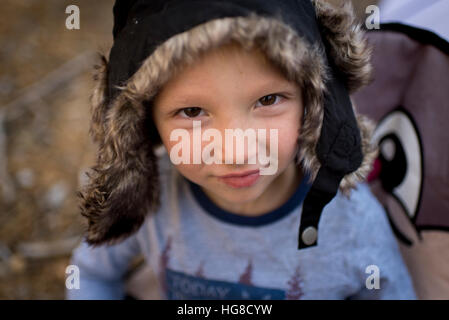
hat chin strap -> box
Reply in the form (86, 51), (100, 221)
(298, 165), (345, 249)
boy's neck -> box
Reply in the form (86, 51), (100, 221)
(202, 161), (303, 217)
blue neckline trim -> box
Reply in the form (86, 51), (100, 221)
(186, 171), (312, 227)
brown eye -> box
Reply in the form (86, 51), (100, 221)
(180, 107), (203, 118)
(260, 95), (276, 106)
(258, 95), (279, 106)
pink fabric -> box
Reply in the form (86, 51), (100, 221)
(353, 29), (449, 299)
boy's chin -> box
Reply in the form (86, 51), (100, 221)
(209, 181), (269, 204)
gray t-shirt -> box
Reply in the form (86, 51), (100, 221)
(66, 152), (416, 300)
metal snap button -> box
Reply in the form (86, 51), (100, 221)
(301, 226), (317, 245)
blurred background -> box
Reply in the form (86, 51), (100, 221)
(0, 0), (377, 299)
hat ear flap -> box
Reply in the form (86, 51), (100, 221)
(312, 0), (372, 93)
(78, 56), (160, 246)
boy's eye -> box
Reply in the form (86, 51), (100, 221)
(256, 94), (283, 107)
(175, 94), (285, 118)
(178, 107), (204, 118)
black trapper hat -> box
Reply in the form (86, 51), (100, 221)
(79, 0), (376, 250)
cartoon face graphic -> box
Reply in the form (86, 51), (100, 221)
(352, 25), (449, 298)
(367, 108), (425, 245)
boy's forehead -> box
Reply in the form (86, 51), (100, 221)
(159, 78), (298, 104)
(155, 43), (296, 102)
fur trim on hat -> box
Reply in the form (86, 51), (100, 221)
(78, 55), (161, 246)
(312, 0), (377, 195)
(312, 0), (373, 93)
(79, 1), (376, 245)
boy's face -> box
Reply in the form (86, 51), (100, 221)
(152, 43), (303, 211)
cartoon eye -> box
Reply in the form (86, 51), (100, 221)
(380, 138), (395, 161)
(378, 134), (407, 193)
(372, 109), (423, 219)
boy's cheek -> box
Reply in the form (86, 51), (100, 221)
(269, 118), (301, 155)
(174, 163), (203, 179)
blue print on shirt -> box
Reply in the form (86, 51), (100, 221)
(165, 268), (285, 300)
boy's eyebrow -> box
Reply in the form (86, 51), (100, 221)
(251, 78), (299, 95)
(238, 78), (301, 101)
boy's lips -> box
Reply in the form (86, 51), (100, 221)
(217, 169), (260, 188)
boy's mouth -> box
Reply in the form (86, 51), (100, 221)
(217, 169), (260, 188)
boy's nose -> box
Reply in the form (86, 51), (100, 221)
(216, 120), (261, 165)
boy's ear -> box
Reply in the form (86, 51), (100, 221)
(312, 0), (373, 93)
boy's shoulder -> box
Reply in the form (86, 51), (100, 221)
(332, 183), (384, 219)
(322, 182), (392, 243)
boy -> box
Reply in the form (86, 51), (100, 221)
(67, 0), (416, 299)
